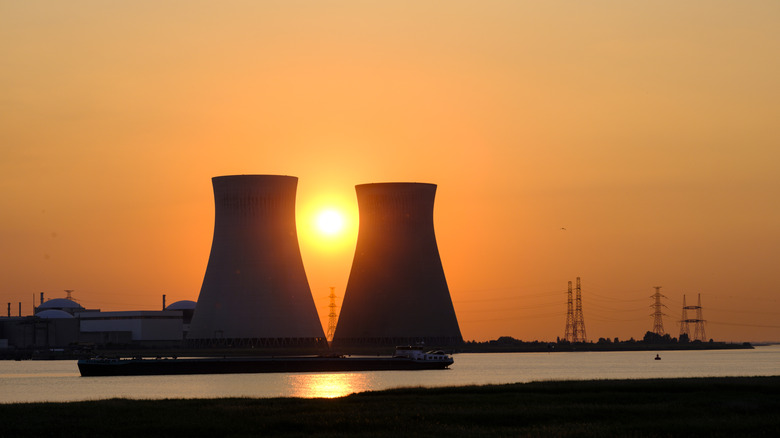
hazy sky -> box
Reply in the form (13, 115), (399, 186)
(2, 1), (779, 342)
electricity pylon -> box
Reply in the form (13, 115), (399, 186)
(326, 287), (339, 343)
(573, 277), (587, 343)
(564, 281), (574, 342)
(651, 286), (667, 335)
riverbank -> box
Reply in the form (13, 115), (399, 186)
(458, 340), (753, 353)
(0, 340), (754, 360)
(1, 376), (777, 437)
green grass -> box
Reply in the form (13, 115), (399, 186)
(1, 376), (779, 437)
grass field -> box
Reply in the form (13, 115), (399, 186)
(1, 376), (778, 437)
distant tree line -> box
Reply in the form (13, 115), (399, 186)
(458, 334), (751, 353)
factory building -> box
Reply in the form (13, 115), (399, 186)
(0, 314), (79, 350)
(332, 182), (463, 347)
(165, 299), (196, 338)
(1, 297), (193, 351)
(187, 175), (327, 347)
(79, 311), (183, 346)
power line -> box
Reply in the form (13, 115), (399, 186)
(708, 321), (780, 329)
(583, 288), (648, 303)
(453, 289), (567, 304)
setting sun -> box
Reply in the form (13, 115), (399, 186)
(316, 209), (345, 236)
(296, 194), (358, 259)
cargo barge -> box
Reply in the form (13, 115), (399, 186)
(78, 346), (453, 376)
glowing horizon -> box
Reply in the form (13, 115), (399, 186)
(2, 1), (779, 343)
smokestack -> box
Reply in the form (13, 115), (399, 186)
(332, 182), (462, 347)
(162, 294), (166, 311)
(40, 292), (44, 306)
(188, 175), (326, 347)
(18, 302), (21, 317)
(6, 303), (9, 317)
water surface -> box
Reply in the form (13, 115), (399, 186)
(2, 345), (778, 403)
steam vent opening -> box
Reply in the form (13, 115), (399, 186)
(187, 175), (327, 348)
(332, 182), (463, 348)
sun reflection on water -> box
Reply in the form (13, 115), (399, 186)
(286, 373), (372, 398)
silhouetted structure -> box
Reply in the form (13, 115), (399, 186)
(564, 281), (574, 342)
(680, 293), (706, 342)
(326, 287), (338, 343)
(680, 294), (691, 339)
(188, 175), (326, 347)
(573, 277), (587, 342)
(332, 183), (462, 347)
(651, 286), (667, 336)
(564, 277), (587, 342)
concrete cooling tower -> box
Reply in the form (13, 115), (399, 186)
(188, 175), (326, 347)
(332, 182), (463, 347)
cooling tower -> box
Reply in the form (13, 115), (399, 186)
(188, 175), (326, 347)
(332, 182), (462, 347)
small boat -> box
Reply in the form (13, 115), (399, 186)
(77, 346), (453, 377)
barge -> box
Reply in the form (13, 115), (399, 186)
(77, 346), (453, 376)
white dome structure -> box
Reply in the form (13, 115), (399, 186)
(37, 298), (84, 313)
(166, 300), (197, 325)
(36, 309), (75, 319)
(165, 300), (196, 311)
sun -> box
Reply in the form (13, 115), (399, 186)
(298, 197), (357, 251)
(315, 209), (345, 236)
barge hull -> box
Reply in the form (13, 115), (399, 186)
(78, 356), (453, 377)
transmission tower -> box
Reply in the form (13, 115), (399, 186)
(573, 277), (587, 342)
(650, 286), (667, 335)
(564, 281), (574, 342)
(692, 294), (706, 341)
(679, 294), (691, 338)
(326, 287), (339, 343)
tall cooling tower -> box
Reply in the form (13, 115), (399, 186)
(332, 182), (462, 347)
(188, 175), (326, 347)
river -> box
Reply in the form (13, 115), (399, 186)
(1, 345), (778, 403)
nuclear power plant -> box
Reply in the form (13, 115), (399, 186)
(187, 175), (327, 348)
(2, 176), (464, 355)
(332, 182), (463, 347)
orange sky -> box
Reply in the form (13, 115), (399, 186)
(2, 1), (779, 342)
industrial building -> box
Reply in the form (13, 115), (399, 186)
(187, 175), (327, 348)
(79, 311), (183, 346)
(332, 182), (463, 347)
(165, 299), (196, 338)
(0, 296), (193, 352)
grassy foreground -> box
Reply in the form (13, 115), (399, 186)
(1, 376), (779, 437)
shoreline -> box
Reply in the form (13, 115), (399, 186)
(1, 376), (778, 436)
(0, 340), (757, 361)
